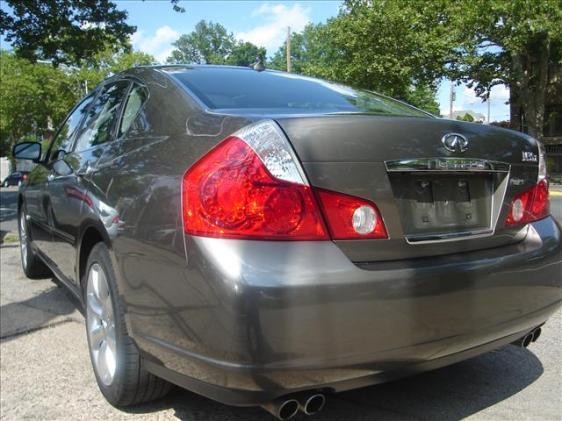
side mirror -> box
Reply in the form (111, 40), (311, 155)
(13, 142), (42, 162)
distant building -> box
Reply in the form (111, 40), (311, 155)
(0, 157), (12, 181)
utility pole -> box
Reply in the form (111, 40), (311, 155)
(286, 26), (292, 73)
(487, 92), (491, 124)
(449, 80), (455, 119)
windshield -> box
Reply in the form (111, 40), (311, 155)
(166, 66), (430, 117)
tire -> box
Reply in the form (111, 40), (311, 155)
(84, 243), (171, 406)
(18, 209), (52, 279)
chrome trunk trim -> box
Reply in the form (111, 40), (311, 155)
(385, 158), (510, 173)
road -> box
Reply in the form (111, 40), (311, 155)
(1, 185), (561, 420)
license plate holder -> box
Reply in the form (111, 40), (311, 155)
(390, 173), (493, 239)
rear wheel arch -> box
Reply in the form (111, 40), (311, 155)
(78, 223), (111, 294)
(17, 193), (24, 214)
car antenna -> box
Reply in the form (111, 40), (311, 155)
(252, 55), (265, 72)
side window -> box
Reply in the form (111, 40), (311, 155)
(119, 83), (149, 138)
(73, 81), (130, 152)
(48, 94), (95, 161)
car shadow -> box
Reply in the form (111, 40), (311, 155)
(0, 277), (81, 341)
(0, 188), (18, 223)
(122, 344), (543, 420)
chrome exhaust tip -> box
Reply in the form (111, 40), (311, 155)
(523, 333), (533, 348)
(532, 327), (541, 342)
(301, 393), (326, 416)
(262, 398), (300, 420)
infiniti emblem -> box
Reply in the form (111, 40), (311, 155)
(441, 133), (469, 153)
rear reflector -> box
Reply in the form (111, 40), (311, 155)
(182, 120), (387, 241)
(506, 179), (549, 226)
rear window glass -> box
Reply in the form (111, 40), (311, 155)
(167, 67), (429, 117)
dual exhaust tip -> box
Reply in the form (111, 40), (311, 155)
(263, 393), (326, 420)
(513, 327), (542, 348)
(265, 327), (543, 419)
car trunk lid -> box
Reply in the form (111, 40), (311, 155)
(276, 115), (541, 262)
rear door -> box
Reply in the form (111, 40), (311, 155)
(45, 80), (131, 282)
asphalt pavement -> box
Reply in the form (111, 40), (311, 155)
(1, 185), (561, 420)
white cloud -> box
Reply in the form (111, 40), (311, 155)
(490, 84), (510, 101)
(236, 3), (312, 54)
(131, 25), (179, 63)
(463, 84), (510, 105)
(462, 86), (481, 105)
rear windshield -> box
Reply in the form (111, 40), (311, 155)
(166, 67), (429, 117)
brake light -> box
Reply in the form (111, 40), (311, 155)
(182, 120), (388, 241)
(506, 179), (549, 226)
(182, 121), (328, 240)
(315, 188), (388, 239)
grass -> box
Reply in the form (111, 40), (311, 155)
(2, 233), (19, 244)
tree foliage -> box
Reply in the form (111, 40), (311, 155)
(226, 42), (266, 67)
(269, 0), (561, 134)
(444, 0), (562, 138)
(0, 48), (154, 156)
(166, 20), (265, 66)
(0, 0), (183, 66)
(0, 0), (136, 66)
(268, 21), (441, 114)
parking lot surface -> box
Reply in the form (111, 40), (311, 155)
(1, 186), (561, 420)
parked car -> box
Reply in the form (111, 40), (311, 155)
(14, 65), (561, 420)
(2, 170), (29, 187)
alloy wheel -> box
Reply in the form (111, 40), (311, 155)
(86, 263), (117, 386)
(19, 213), (28, 269)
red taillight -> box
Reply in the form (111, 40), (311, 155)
(182, 120), (388, 241)
(182, 136), (328, 240)
(315, 188), (388, 239)
(506, 179), (549, 226)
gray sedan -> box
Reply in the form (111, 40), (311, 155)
(13, 65), (561, 420)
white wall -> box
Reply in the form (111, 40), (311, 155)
(0, 157), (12, 181)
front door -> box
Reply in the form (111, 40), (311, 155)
(46, 80), (130, 283)
(24, 94), (95, 261)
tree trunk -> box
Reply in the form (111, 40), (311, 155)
(512, 37), (550, 140)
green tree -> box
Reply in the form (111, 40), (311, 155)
(167, 20), (235, 64)
(457, 113), (475, 122)
(0, 0), (135, 66)
(336, 0), (562, 137)
(445, 0), (562, 139)
(227, 42), (266, 67)
(0, 0), (183, 66)
(0, 48), (154, 156)
(0, 51), (76, 155)
(269, 24), (333, 76)
(269, 21), (441, 114)
(75, 47), (154, 92)
(167, 20), (265, 67)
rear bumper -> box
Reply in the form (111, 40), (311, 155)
(135, 217), (562, 405)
